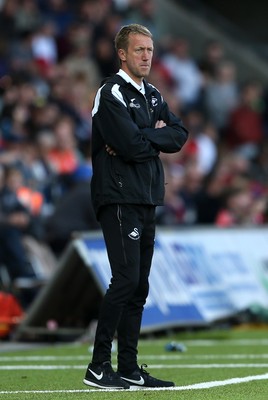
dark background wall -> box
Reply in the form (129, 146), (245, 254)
(200, 1), (268, 43)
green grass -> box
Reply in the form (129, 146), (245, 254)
(1, 327), (268, 399)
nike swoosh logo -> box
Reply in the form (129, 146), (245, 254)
(88, 368), (103, 380)
(122, 376), (145, 385)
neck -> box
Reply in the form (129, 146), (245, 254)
(118, 69), (144, 90)
(120, 67), (143, 86)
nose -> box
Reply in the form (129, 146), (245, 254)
(142, 50), (150, 59)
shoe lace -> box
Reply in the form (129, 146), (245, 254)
(140, 364), (150, 376)
(140, 364), (161, 383)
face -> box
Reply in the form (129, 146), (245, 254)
(118, 33), (154, 85)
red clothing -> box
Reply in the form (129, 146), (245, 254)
(226, 105), (264, 147)
(215, 210), (235, 227)
(47, 149), (79, 174)
(17, 187), (44, 215)
(0, 292), (24, 338)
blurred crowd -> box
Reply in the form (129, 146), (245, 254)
(1, 0), (268, 304)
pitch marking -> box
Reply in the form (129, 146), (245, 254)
(1, 363), (268, 370)
(1, 354), (268, 362)
(0, 373), (268, 394)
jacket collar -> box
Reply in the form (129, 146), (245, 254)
(107, 71), (156, 96)
(117, 69), (145, 94)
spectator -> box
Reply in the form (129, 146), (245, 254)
(177, 162), (205, 225)
(78, 0), (112, 28)
(215, 186), (266, 227)
(14, 0), (42, 34)
(31, 20), (58, 78)
(0, 165), (44, 305)
(183, 109), (218, 175)
(38, 0), (74, 37)
(157, 162), (204, 226)
(27, 100), (61, 135)
(195, 167), (225, 224)
(195, 152), (250, 224)
(156, 163), (185, 226)
(0, 78), (37, 143)
(18, 132), (58, 214)
(149, 59), (183, 114)
(203, 60), (239, 133)
(44, 163), (99, 256)
(46, 115), (83, 176)
(0, 0), (19, 45)
(161, 36), (203, 111)
(250, 139), (268, 190)
(92, 13), (122, 79)
(8, 29), (35, 75)
(123, 0), (159, 41)
(5, 161), (43, 217)
(38, 114), (83, 199)
(63, 21), (100, 88)
(198, 39), (225, 82)
(224, 79), (265, 159)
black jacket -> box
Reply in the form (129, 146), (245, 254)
(90, 72), (188, 218)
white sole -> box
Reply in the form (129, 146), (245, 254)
(83, 378), (128, 389)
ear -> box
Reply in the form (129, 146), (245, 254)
(118, 49), (126, 62)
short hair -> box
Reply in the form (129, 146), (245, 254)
(114, 24), (153, 52)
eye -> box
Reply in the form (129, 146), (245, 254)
(135, 47), (153, 54)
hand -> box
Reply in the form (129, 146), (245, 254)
(105, 145), (117, 156)
(155, 120), (166, 128)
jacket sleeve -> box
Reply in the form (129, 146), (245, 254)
(93, 86), (159, 163)
(141, 99), (189, 153)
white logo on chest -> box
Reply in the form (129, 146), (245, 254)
(129, 98), (141, 108)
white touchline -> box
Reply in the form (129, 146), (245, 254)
(1, 363), (268, 370)
(139, 338), (268, 346)
(1, 354), (268, 361)
(0, 373), (268, 394)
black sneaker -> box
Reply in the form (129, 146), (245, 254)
(119, 364), (175, 387)
(83, 361), (130, 389)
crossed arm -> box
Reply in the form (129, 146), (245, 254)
(105, 120), (167, 156)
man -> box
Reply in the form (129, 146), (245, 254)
(83, 24), (188, 389)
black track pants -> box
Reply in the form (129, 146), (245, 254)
(91, 204), (155, 373)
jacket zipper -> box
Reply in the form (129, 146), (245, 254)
(144, 95), (154, 203)
(145, 96), (152, 124)
(118, 175), (123, 188)
(117, 205), (128, 265)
